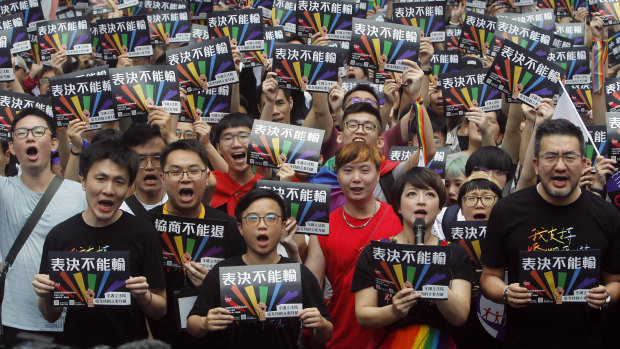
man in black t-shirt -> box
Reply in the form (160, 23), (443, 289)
(32, 139), (166, 348)
(480, 119), (620, 348)
(187, 188), (332, 348)
(143, 139), (246, 348)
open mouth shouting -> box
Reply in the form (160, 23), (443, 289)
(98, 199), (115, 213)
(551, 174), (569, 189)
(352, 136), (366, 143)
(143, 174), (159, 186)
(26, 146), (39, 161)
(257, 233), (269, 248)
(179, 187), (195, 203)
(473, 212), (488, 220)
(414, 209), (427, 219)
(231, 151), (247, 165)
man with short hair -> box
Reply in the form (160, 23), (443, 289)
(120, 123), (169, 215)
(1, 108), (87, 348)
(480, 119), (620, 348)
(210, 113), (263, 217)
(311, 102), (427, 211)
(145, 139), (246, 348)
(32, 139), (166, 348)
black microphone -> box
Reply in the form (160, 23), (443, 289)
(414, 218), (426, 245)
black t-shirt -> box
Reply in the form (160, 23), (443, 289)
(39, 212), (166, 348)
(143, 204), (247, 348)
(481, 185), (620, 349)
(188, 255), (331, 349)
(350, 241), (474, 332)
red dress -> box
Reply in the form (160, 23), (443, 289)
(318, 201), (403, 349)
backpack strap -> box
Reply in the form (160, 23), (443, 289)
(441, 204), (460, 239)
(124, 194), (147, 216)
(379, 172), (395, 204)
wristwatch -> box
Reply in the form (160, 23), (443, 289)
(502, 285), (510, 303)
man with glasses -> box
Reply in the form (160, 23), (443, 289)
(311, 102), (428, 212)
(187, 188), (332, 347)
(480, 119), (620, 348)
(120, 124), (169, 215)
(145, 139), (246, 348)
(0, 108), (87, 348)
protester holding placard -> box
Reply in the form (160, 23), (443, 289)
(33, 138), (166, 348)
(351, 167), (473, 348)
(144, 139), (246, 348)
(302, 142), (403, 348)
(186, 188), (333, 347)
(481, 119), (620, 348)
(1, 108), (87, 349)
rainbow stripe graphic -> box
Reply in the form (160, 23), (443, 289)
(49, 251), (130, 307)
(180, 90), (231, 122)
(297, 6), (353, 37)
(53, 89), (115, 123)
(117, 82), (178, 112)
(270, 0), (296, 31)
(148, 13), (190, 44)
(175, 55), (234, 91)
(38, 31), (90, 56)
(351, 36), (418, 71)
(220, 263), (302, 321)
(251, 134), (318, 166)
(90, 0), (116, 14)
(523, 269), (596, 302)
(375, 258), (447, 294)
(54, 269), (127, 303)
(96, 29), (150, 58)
(594, 1), (620, 25)
(397, 14), (445, 43)
(460, 23), (495, 55)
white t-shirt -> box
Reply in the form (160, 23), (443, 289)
(0, 176), (87, 331)
(119, 193), (168, 215)
(432, 205), (466, 240)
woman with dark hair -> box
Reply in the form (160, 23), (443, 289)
(465, 146), (515, 194)
(351, 167), (473, 348)
(433, 172), (503, 240)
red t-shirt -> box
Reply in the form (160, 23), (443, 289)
(210, 171), (263, 217)
(317, 201), (403, 349)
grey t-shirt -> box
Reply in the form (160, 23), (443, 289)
(0, 176), (87, 331)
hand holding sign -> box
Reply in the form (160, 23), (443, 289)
(400, 60), (424, 98)
(390, 287), (420, 318)
(504, 283), (531, 308)
(32, 274), (55, 297)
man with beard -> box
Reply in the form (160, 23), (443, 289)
(480, 119), (620, 348)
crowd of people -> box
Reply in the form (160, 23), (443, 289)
(2, 0), (620, 348)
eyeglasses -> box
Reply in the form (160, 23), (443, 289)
(348, 97), (378, 107)
(176, 129), (195, 139)
(164, 168), (207, 181)
(537, 152), (583, 167)
(13, 126), (49, 139)
(344, 120), (378, 134)
(473, 167), (508, 177)
(39, 77), (50, 84)
(463, 195), (497, 207)
(220, 132), (250, 146)
(242, 214), (281, 226)
(138, 155), (161, 168)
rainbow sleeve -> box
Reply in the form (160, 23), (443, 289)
(593, 39), (608, 95)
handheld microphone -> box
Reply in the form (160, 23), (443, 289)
(414, 218), (426, 245)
